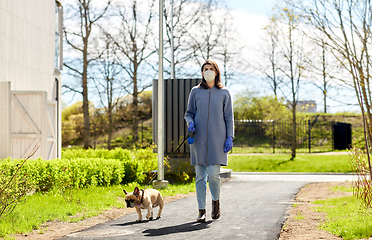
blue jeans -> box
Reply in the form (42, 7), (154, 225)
(195, 164), (221, 210)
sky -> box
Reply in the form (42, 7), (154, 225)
(61, 0), (360, 114)
(227, 0), (276, 15)
(224, 0), (360, 113)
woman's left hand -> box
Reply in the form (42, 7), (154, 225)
(224, 136), (233, 153)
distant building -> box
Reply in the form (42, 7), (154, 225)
(296, 101), (317, 113)
(0, 1), (63, 159)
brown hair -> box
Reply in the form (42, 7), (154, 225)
(199, 59), (224, 89)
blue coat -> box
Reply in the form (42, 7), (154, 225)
(184, 86), (234, 166)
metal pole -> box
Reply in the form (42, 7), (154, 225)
(170, 0), (175, 79)
(158, 0), (165, 182)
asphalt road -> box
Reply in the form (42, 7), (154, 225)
(59, 173), (354, 240)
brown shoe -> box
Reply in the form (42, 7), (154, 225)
(212, 200), (220, 219)
(197, 209), (206, 222)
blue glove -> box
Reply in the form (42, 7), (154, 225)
(188, 122), (195, 133)
(224, 136), (233, 153)
(187, 122), (195, 144)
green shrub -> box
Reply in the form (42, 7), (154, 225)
(62, 146), (191, 184)
(0, 158), (123, 192)
(62, 147), (160, 184)
(132, 145), (159, 184)
(0, 158), (34, 219)
(62, 148), (136, 184)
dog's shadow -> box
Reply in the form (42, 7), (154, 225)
(142, 220), (212, 236)
(112, 218), (160, 227)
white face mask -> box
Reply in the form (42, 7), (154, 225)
(203, 70), (215, 82)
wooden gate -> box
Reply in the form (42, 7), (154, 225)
(9, 91), (57, 159)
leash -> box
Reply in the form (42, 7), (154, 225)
(142, 134), (192, 191)
(140, 189), (145, 205)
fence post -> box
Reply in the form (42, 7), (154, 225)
(272, 121), (275, 153)
(308, 119), (311, 153)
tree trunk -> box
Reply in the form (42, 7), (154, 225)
(132, 68), (139, 143)
(322, 41), (327, 113)
(82, 45), (91, 149)
(289, 21), (296, 160)
(107, 101), (113, 150)
(63, 0), (111, 150)
(271, 40), (278, 99)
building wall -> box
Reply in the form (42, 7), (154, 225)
(0, 82), (11, 159)
(0, 0), (62, 159)
(0, 0), (58, 99)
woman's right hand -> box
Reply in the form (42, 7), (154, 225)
(188, 122), (195, 133)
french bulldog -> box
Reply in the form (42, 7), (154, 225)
(123, 187), (164, 222)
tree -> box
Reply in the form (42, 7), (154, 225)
(298, 11), (346, 114)
(188, 0), (223, 66)
(216, 8), (245, 87)
(163, 0), (243, 86)
(301, 0), (372, 144)
(92, 34), (123, 149)
(163, 0), (203, 78)
(116, 91), (152, 125)
(304, 37), (341, 113)
(61, 101), (94, 146)
(301, 0), (372, 183)
(272, 0), (306, 159)
(234, 89), (290, 120)
(104, 0), (157, 142)
(254, 19), (283, 98)
(63, 0), (111, 149)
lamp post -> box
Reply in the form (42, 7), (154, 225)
(170, 0), (175, 80)
(154, 0), (168, 189)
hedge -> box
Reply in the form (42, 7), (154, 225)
(0, 158), (123, 192)
(61, 147), (158, 184)
(0, 147), (162, 193)
(62, 148), (138, 184)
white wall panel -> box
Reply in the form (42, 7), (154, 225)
(0, 0), (61, 159)
(0, 0), (62, 159)
(0, 82), (11, 159)
(0, 0), (56, 99)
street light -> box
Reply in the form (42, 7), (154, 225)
(154, 0), (168, 189)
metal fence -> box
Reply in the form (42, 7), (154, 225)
(234, 119), (334, 152)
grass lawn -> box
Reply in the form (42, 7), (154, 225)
(225, 154), (352, 172)
(314, 186), (372, 240)
(231, 147), (342, 154)
(0, 182), (195, 238)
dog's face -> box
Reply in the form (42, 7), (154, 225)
(123, 187), (141, 208)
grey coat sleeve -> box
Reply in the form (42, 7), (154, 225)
(224, 89), (235, 139)
(184, 88), (196, 127)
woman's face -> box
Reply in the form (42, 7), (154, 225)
(202, 64), (217, 78)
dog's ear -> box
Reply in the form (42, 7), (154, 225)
(133, 187), (140, 197)
(123, 189), (128, 195)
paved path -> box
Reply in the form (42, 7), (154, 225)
(59, 173), (354, 240)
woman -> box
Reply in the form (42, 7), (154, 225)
(184, 59), (234, 222)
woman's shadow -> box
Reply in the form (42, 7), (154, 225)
(142, 220), (213, 237)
